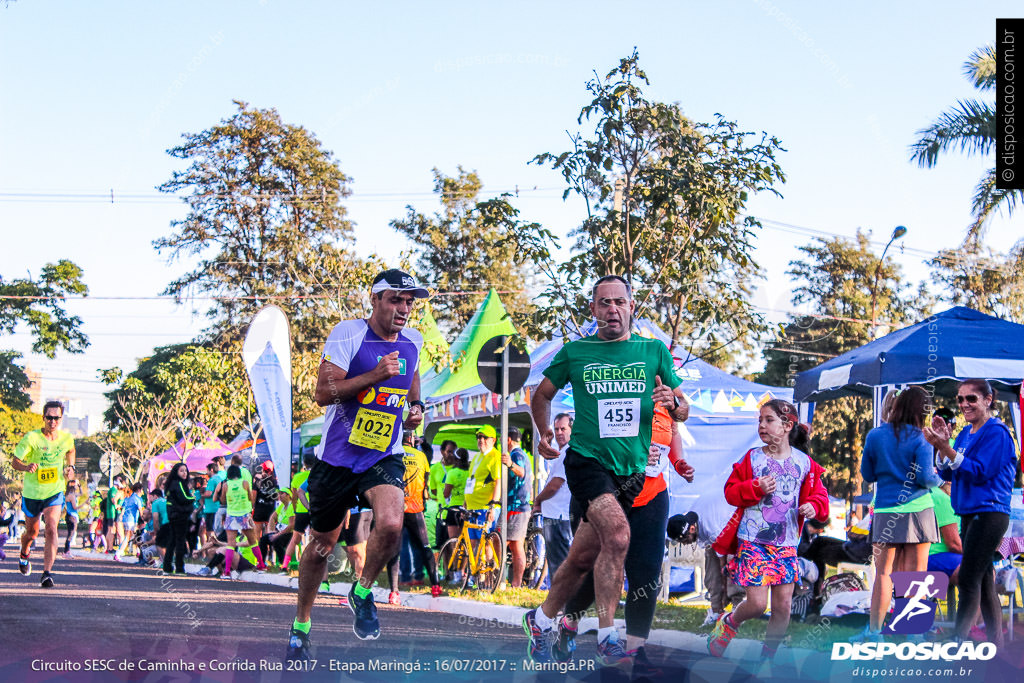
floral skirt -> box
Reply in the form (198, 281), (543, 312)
(728, 540), (799, 586)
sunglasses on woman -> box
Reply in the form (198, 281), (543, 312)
(956, 394), (979, 404)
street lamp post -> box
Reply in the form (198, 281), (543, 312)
(869, 225), (908, 338)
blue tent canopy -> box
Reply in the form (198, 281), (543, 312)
(794, 306), (1024, 403)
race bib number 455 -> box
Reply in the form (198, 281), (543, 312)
(597, 398), (640, 438)
(348, 408), (397, 452)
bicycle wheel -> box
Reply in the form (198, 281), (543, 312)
(436, 538), (470, 591)
(477, 531), (505, 593)
(524, 529), (547, 589)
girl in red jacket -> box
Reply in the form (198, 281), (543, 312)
(708, 399), (830, 659)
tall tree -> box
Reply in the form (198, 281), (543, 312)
(390, 167), (538, 333)
(929, 240), (1024, 321)
(155, 101), (383, 422)
(525, 50), (785, 365)
(0, 260), (89, 408)
(910, 45), (1014, 241)
(156, 101), (379, 332)
(758, 231), (914, 501)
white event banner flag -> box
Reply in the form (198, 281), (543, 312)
(243, 306), (292, 481)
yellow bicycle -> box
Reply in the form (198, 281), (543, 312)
(435, 506), (504, 593)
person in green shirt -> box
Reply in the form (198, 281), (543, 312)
(523, 275), (686, 666)
(281, 453), (314, 570)
(442, 448), (470, 542)
(11, 401), (77, 588)
(260, 489), (295, 565)
(927, 482), (963, 580)
(218, 464), (266, 575)
(426, 440), (456, 548)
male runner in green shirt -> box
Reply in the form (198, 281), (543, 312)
(11, 401), (77, 588)
(522, 275), (687, 666)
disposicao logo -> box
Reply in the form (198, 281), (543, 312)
(832, 641), (996, 662)
(832, 571), (998, 663)
(885, 571), (947, 635)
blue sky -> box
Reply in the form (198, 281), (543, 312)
(1, 1), (1019, 423)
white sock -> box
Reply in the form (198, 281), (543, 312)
(534, 607), (555, 631)
(598, 626), (616, 643)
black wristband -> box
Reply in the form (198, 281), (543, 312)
(408, 400), (425, 410)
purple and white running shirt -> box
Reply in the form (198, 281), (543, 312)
(315, 319), (422, 473)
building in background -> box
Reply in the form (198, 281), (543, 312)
(26, 366), (42, 413)
(46, 396), (89, 437)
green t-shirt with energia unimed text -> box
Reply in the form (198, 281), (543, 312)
(543, 334), (681, 476)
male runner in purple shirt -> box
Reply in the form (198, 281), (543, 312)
(287, 269), (428, 660)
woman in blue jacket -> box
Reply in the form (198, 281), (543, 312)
(925, 379), (1017, 647)
(859, 386), (942, 640)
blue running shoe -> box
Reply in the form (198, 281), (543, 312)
(552, 616), (577, 663)
(348, 583), (380, 640)
(597, 631), (631, 667)
(285, 628), (311, 661)
(522, 609), (556, 663)
(18, 554), (30, 576)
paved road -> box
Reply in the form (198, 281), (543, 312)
(0, 556), (686, 682)
(1, 556), (1019, 683)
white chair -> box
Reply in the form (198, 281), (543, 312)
(659, 540), (704, 601)
(997, 554), (1023, 642)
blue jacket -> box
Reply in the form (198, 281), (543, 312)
(940, 417), (1017, 516)
(861, 423), (942, 509)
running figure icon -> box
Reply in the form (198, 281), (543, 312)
(888, 574), (939, 631)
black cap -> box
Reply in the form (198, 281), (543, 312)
(667, 511), (699, 541)
(371, 269), (429, 298)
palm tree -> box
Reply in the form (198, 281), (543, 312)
(910, 45), (1018, 242)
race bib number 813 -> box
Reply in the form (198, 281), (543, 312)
(597, 398), (640, 438)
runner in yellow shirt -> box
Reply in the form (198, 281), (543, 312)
(11, 401), (77, 588)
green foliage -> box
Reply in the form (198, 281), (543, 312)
(102, 343), (249, 440)
(528, 50), (784, 365)
(390, 167), (543, 333)
(0, 259), (89, 358)
(0, 351), (30, 411)
(929, 241), (1024, 322)
(759, 231), (915, 500)
(154, 101), (388, 424)
(0, 404), (41, 496)
(0, 260), (88, 411)
(74, 438), (104, 474)
(910, 45), (1016, 241)
(156, 100), (364, 331)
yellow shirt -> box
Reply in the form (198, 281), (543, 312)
(402, 447), (430, 514)
(464, 447), (501, 511)
(15, 430), (74, 500)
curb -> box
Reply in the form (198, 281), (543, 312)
(66, 549), (815, 663)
